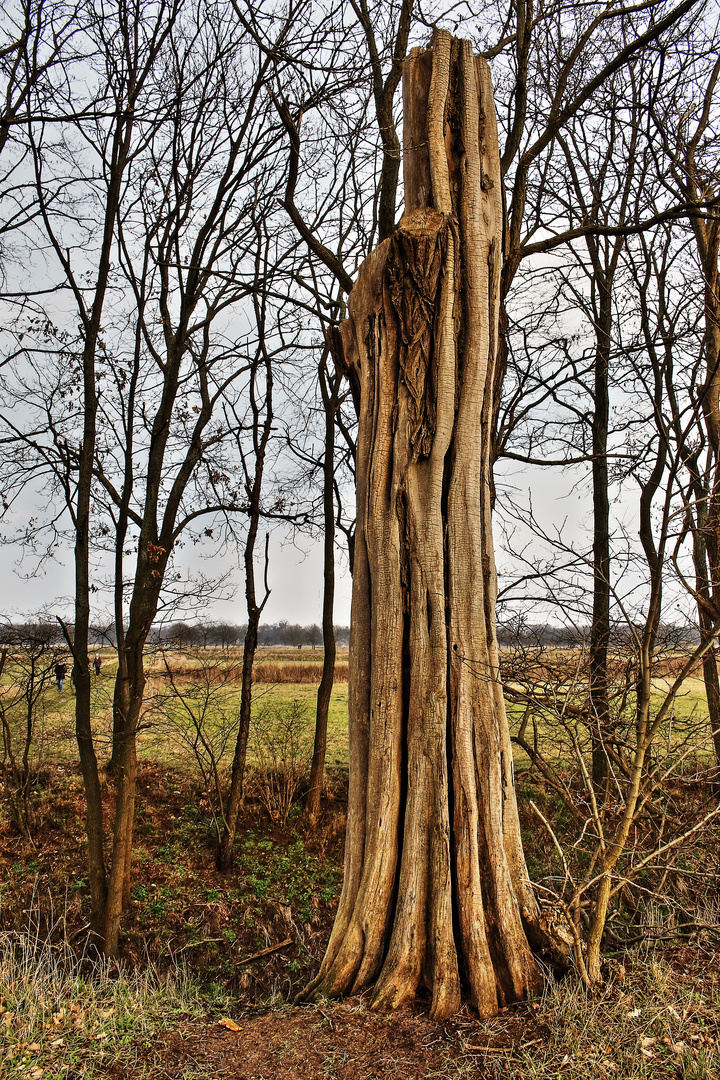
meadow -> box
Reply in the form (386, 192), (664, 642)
(8, 643), (712, 775)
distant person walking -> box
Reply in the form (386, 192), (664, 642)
(93, 653), (101, 676)
(54, 660), (68, 692)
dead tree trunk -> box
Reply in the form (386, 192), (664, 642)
(300, 31), (541, 1021)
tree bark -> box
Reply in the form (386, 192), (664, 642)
(300, 31), (540, 1021)
(102, 612), (146, 956)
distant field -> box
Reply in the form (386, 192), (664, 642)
(1, 644), (715, 777)
(0, 646), (352, 774)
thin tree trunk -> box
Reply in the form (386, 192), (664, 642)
(689, 511), (720, 764)
(102, 601), (149, 955)
(306, 356), (339, 818)
(218, 590), (261, 871)
(702, 631), (720, 764)
(678, 68), (720, 765)
(682, 288), (720, 766)
(590, 285), (612, 794)
(102, 714), (138, 954)
(299, 32), (541, 1021)
(67, 103), (136, 939)
(696, 248), (720, 766)
(218, 345), (273, 869)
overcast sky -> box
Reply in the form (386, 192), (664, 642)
(2, 516), (354, 628)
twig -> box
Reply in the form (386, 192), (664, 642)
(238, 937), (293, 965)
(173, 937), (226, 954)
(529, 800), (571, 892)
(528, 805), (593, 987)
(608, 803), (720, 897)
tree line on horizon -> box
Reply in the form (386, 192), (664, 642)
(0, 618), (351, 650)
(0, 616), (699, 651)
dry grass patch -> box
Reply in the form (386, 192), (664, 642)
(0, 904), (207, 1080)
(509, 952), (720, 1079)
(253, 661), (349, 684)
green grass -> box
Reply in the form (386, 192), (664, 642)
(0, 645), (352, 780)
(650, 676), (708, 720)
(3, 643), (717, 782)
(249, 683), (349, 768)
(506, 674), (715, 776)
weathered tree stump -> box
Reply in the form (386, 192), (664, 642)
(302, 29), (544, 1020)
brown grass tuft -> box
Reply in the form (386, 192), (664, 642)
(252, 662), (349, 685)
(150, 660), (349, 685)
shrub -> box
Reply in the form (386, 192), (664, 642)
(246, 698), (313, 825)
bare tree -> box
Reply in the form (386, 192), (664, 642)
(304, 344), (343, 819)
(0, 621), (64, 839)
(90, 6), (300, 950)
(22, 0), (183, 946)
(651, 41), (720, 763)
(217, 264), (275, 871)
(1, 0), (303, 953)
(0, 0), (90, 266)
(554, 58), (652, 793)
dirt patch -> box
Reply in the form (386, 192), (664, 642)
(98, 998), (543, 1079)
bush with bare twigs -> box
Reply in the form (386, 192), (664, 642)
(246, 699), (314, 825)
(501, 633), (720, 986)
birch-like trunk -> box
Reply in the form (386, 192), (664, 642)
(301, 31), (541, 1021)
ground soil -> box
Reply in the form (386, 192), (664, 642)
(0, 760), (348, 999)
(102, 999), (547, 1079)
(2, 760), (719, 1079)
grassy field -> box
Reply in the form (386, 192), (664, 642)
(1, 644), (719, 1078)
(0, 645), (352, 775)
(4, 642), (714, 775)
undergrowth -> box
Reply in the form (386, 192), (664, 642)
(3, 907), (718, 1080)
(0, 901), (215, 1080)
(515, 954), (720, 1078)
(454, 943), (720, 1080)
